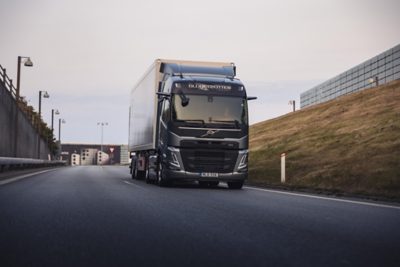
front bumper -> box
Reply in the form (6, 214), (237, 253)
(164, 169), (247, 182)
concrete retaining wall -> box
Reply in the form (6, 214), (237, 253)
(0, 82), (51, 159)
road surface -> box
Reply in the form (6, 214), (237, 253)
(0, 166), (399, 266)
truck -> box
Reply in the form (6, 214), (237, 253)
(128, 59), (256, 189)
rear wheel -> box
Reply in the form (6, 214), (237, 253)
(132, 163), (138, 179)
(227, 181), (244, 189)
(145, 164), (151, 184)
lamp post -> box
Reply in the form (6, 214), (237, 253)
(37, 90), (49, 158)
(58, 118), (66, 160)
(51, 109), (60, 134)
(289, 100), (296, 112)
(51, 109), (60, 160)
(38, 90), (49, 119)
(16, 56), (33, 100)
(14, 56), (33, 157)
(97, 122), (108, 153)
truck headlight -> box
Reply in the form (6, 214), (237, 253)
(238, 151), (248, 170)
(167, 147), (181, 169)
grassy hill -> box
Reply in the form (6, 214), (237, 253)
(249, 80), (400, 199)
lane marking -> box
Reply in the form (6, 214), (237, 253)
(0, 169), (57, 186)
(123, 180), (144, 188)
(244, 186), (400, 211)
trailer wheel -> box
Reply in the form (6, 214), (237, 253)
(133, 164), (138, 180)
(145, 164), (151, 184)
(227, 181), (244, 189)
(131, 162), (135, 179)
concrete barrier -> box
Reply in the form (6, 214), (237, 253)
(1, 66), (52, 159)
(0, 157), (66, 172)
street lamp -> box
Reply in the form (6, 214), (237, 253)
(58, 118), (66, 142)
(14, 56), (33, 157)
(97, 122), (108, 153)
(288, 100), (296, 112)
(58, 118), (66, 160)
(37, 90), (49, 158)
(38, 90), (49, 118)
(16, 56), (33, 100)
(51, 109), (60, 133)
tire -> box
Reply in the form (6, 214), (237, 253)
(133, 165), (138, 180)
(145, 165), (151, 184)
(131, 163), (136, 179)
(157, 162), (169, 187)
(227, 180), (244, 189)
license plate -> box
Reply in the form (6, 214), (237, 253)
(200, 172), (219, 178)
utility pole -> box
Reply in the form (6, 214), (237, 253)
(14, 56), (33, 157)
(37, 90), (49, 159)
(97, 122), (108, 153)
(289, 100), (296, 112)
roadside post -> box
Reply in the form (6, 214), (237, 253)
(281, 153), (286, 183)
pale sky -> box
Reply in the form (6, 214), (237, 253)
(1, 0), (399, 144)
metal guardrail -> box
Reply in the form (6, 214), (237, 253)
(0, 157), (67, 172)
(0, 63), (18, 99)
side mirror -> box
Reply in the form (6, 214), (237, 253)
(179, 91), (190, 107)
(247, 96), (257, 101)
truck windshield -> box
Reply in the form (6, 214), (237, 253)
(172, 95), (248, 128)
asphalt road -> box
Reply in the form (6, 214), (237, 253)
(0, 166), (399, 267)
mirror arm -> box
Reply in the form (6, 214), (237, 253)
(247, 96), (257, 101)
(156, 92), (171, 100)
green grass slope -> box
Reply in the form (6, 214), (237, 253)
(249, 80), (400, 198)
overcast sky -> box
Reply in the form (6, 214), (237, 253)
(1, 0), (399, 144)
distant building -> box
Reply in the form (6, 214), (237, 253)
(60, 143), (126, 165)
(301, 44), (400, 108)
(71, 153), (81, 166)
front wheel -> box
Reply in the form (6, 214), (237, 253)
(157, 162), (169, 187)
(227, 181), (244, 189)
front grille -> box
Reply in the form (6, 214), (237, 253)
(180, 149), (238, 173)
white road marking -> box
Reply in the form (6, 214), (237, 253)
(0, 169), (57, 186)
(244, 186), (400, 210)
(123, 180), (144, 188)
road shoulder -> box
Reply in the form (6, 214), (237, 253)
(0, 167), (65, 185)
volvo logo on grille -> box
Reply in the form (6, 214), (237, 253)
(201, 129), (219, 137)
